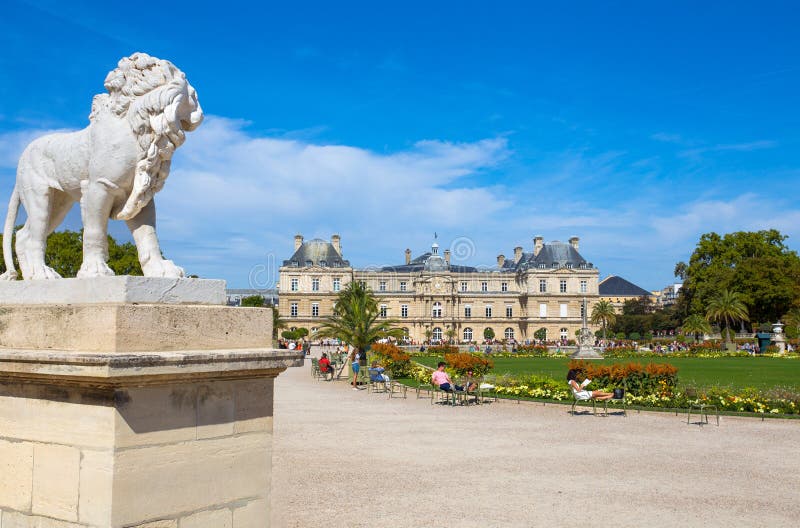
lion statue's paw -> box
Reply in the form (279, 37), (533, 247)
(77, 258), (116, 279)
(27, 264), (63, 280)
(143, 258), (185, 279)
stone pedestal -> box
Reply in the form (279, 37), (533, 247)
(0, 278), (302, 528)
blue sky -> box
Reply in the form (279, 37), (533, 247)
(1, 0), (799, 289)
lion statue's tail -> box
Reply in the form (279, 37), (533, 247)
(0, 186), (20, 280)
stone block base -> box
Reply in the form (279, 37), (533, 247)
(0, 304), (273, 352)
(0, 348), (302, 528)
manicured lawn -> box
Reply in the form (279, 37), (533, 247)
(414, 355), (800, 390)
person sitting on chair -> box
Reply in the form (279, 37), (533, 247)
(463, 369), (478, 392)
(318, 353), (334, 381)
(567, 369), (613, 401)
(369, 361), (391, 389)
(431, 362), (463, 392)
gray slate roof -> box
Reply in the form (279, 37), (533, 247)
(381, 240), (591, 274)
(282, 239), (350, 267)
(599, 275), (651, 297)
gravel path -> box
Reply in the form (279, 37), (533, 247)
(270, 351), (800, 527)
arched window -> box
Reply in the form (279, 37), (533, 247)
(432, 327), (443, 342)
(504, 327), (515, 340)
(463, 327), (473, 342)
(432, 302), (442, 318)
(560, 327), (569, 340)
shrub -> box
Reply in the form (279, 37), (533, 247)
(443, 352), (494, 376)
(427, 344), (459, 355)
(370, 342), (413, 378)
(568, 360), (678, 396)
(515, 344), (550, 356)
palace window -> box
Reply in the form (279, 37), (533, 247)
(501, 282), (508, 292)
(432, 327), (443, 342)
(380, 304), (388, 318)
(311, 303), (319, 317)
(560, 327), (568, 340)
(504, 327), (515, 340)
(481, 281), (488, 292)
(290, 302), (298, 317)
(432, 302), (442, 318)
(580, 280), (587, 293)
(559, 303), (568, 318)
(401, 304), (408, 318)
(485, 305), (493, 318)
(539, 279), (547, 293)
(506, 305), (513, 318)
(311, 278), (320, 291)
(539, 303), (547, 318)
(464, 305), (472, 318)
(463, 327), (473, 341)
(333, 277), (341, 292)
(291, 278), (299, 292)
(461, 281), (468, 292)
(379, 281), (386, 292)
(560, 280), (567, 293)
(400, 281), (407, 292)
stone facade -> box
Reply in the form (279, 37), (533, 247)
(279, 235), (600, 343)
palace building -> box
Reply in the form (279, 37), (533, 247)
(278, 234), (600, 343)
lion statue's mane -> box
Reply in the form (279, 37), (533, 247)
(94, 52), (200, 220)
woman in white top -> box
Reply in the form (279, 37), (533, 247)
(567, 369), (613, 401)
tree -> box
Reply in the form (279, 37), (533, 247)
(315, 281), (404, 357)
(706, 289), (749, 347)
(483, 327), (495, 341)
(622, 296), (655, 315)
(534, 327), (547, 340)
(240, 295), (265, 307)
(681, 314), (712, 342)
(445, 327), (456, 344)
(674, 261), (688, 281)
(678, 230), (800, 326)
(590, 300), (616, 341)
(1, 228), (143, 277)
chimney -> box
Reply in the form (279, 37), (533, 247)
(331, 234), (341, 254)
(513, 246), (523, 263)
(444, 249), (451, 265)
(569, 236), (579, 250)
(533, 236), (544, 257)
(294, 234), (304, 251)
(497, 254), (505, 268)
(405, 248), (412, 265)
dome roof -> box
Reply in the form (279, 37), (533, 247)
(283, 238), (350, 268)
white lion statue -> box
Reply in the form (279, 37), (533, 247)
(0, 52), (203, 280)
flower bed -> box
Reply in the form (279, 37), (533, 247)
(370, 342), (413, 378)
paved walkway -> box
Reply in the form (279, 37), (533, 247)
(270, 351), (800, 527)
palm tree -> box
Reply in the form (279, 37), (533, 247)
(681, 314), (711, 342)
(590, 300), (616, 341)
(315, 281), (404, 358)
(706, 289), (749, 347)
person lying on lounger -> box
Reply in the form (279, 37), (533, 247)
(567, 369), (614, 401)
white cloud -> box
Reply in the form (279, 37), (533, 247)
(154, 116), (512, 282)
